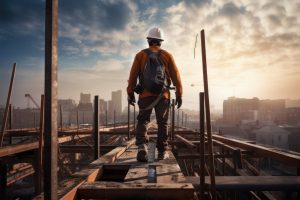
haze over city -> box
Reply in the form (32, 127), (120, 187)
(1, 0), (300, 110)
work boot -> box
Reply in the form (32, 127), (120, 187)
(137, 144), (148, 162)
(158, 151), (169, 160)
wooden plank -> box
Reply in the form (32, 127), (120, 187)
(156, 151), (186, 183)
(185, 176), (300, 191)
(56, 138), (136, 200)
(77, 182), (194, 200)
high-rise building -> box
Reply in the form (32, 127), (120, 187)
(80, 93), (91, 104)
(99, 99), (107, 114)
(111, 90), (122, 115)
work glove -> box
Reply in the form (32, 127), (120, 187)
(128, 94), (136, 106)
(175, 96), (182, 109)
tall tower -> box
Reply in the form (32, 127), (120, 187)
(111, 90), (122, 115)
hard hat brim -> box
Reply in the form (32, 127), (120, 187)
(147, 37), (164, 41)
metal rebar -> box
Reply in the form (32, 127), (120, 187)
(37, 94), (45, 194)
(44, 0), (58, 198)
(60, 104), (63, 131)
(128, 103), (130, 140)
(199, 92), (205, 199)
(177, 109), (179, 127)
(171, 99), (175, 150)
(201, 29), (216, 199)
(181, 110), (184, 127)
(94, 96), (100, 159)
(0, 63), (16, 147)
(133, 105), (136, 131)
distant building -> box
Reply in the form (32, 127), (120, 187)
(80, 93), (91, 104)
(285, 99), (300, 108)
(253, 125), (290, 149)
(283, 126), (300, 153)
(58, 99), (77, 125)
(108, 100), (114, 120)
(99, 99), (108, 113)
(223, 97), (287, 124)
(223, 97), (259, 124)
(286, 107), (300, 124)
(258, 99), (286, 123)
(111, 90), (122, 115)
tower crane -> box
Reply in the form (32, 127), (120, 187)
(25, 94), (40, 109)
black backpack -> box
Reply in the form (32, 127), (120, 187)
(139, 49), (167, 94)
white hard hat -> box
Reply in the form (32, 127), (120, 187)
(147, 27), (164, 41)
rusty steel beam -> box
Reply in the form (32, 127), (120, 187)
(127, 103), (130, 140)
(0, 63), (16, 147)
(37, 94), (45, 194)
(201, 29), (216, 200)
(212, 134), (300, 167)
(94, 95), (100, 159)
(44, 0), (58, 198)
(199, 92), (205, 199)
(171, 99), (175, 150)
(175, 135), (197, 149)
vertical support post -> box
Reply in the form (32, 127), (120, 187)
(185, 114), (187, 128)
(128, 103), (130, 140)
(201, 29), (216, 200)
(113, 110), (116, 129)
(177, 109), (179, 128)
(60, 104), (62, 131)
(94, 96), (100, 159)
(44, 0), (58, 199)
(171, 99), (175, 150)
(0, 63), (16, 147)
(37, 95), (45, 194)
(0, 162), (7, 198)
(199, 92), (205, 199)
(181, 110), (184, 127)
(8, 104), (12, 130)
(133, 104), (136, 131)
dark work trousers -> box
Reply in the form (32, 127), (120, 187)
(136, 96), (170, 152)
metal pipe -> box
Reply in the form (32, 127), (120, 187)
(177, 109), (179, 127)
(201, 29), (216, 199)
(133, 105), (136, 131)
(0, 63), (16, 147)
(94, 96), (99, 159)
(60, 104), (63, 131)
(37, 95), (45, 194)
(171, 99), (175, 150)
(128, 103), (130, 140)
(44, 0), (58, 198)
(199, 92), (205, 199)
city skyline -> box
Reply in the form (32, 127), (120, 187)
(1, 0), (300, 110)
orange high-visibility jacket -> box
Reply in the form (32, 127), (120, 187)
(127, 48), (182, 99)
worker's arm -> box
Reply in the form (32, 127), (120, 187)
(127, 54), (140, 96)
(168, 54), (183, 97)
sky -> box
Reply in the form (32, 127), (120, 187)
(0, 0), (300, 111)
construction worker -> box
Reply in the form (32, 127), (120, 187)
(127, 27), (183, 162)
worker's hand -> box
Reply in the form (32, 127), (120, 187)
(128, 94), (136, 106)
(175, 96), (182, 109)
